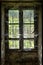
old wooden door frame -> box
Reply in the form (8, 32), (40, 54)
(1, 2), (42, 65)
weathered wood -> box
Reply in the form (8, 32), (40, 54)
(0, 0), (42, 2)
(1, 1), (42, 65)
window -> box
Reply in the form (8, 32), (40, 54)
(8, 10), (19, 49)
(23, 10), (34, 50)
(5, 8), (38, 51)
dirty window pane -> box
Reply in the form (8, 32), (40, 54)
(23, 40), (34, 49)
(9, 40), (19, 49)
(23, 10), (34, 23)
(9, 25), (19, 38)
(23, 24), (34, 38)
(9, 10), (19, 23)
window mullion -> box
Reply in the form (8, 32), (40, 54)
(19, 10), (23, 50)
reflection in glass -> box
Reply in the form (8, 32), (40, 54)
(9, 40), (19, 49)
(23, 40), (34, 49)
(9, 25), (19, 38)
(9, 10), (19, 23)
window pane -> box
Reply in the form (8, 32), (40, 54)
(23, 24), (34, 38)
(9, 10), (19, 23)
(9, 40), (19, 49)
(9, 25), (19, 38)
(23, 40), (34, 49)
(23, 10), (34, 23)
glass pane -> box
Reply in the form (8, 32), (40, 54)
(9, 25), (19, 38)
(9, 40), (19, 49)
(9, 10), (19, 23)
(23, 40), (34, 49)
(23, 24), (34, 38)
(23, 10), (34, 23)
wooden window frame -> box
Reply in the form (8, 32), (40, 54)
(5, 6), (38, 52)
